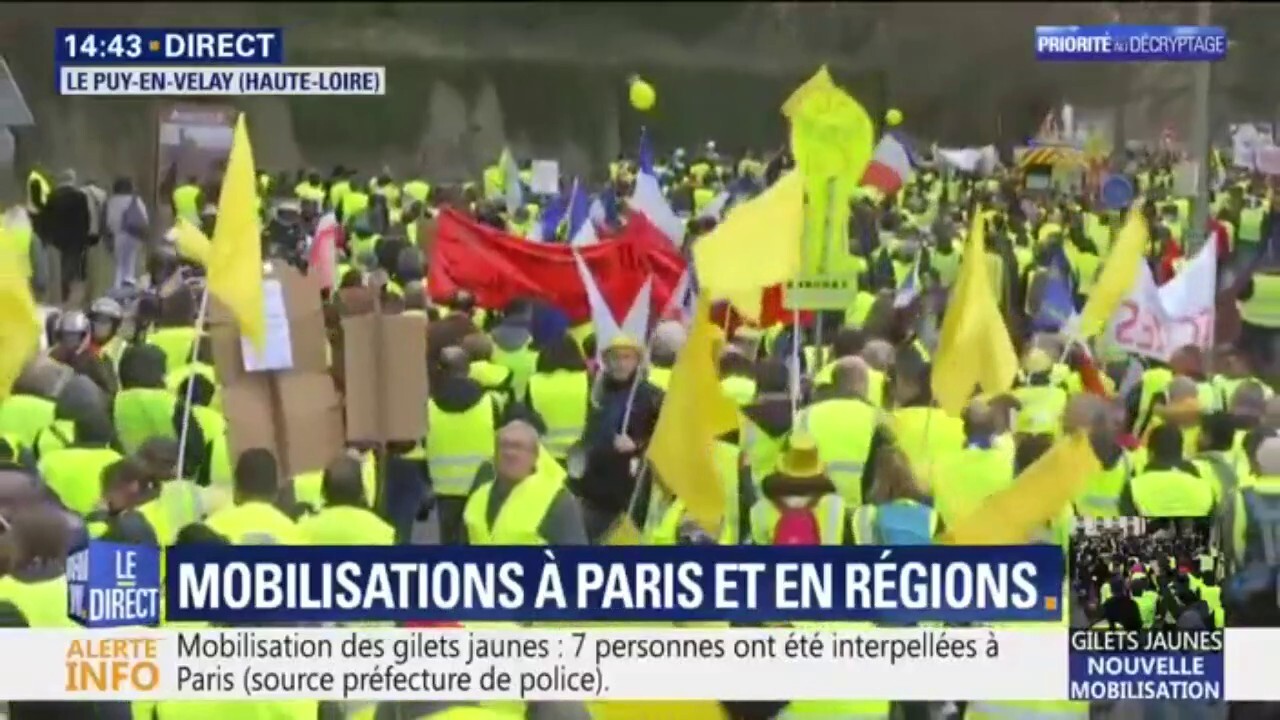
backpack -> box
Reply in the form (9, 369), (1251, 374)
(867, 502), (934, 546)
(122, 195), (148, 238)
(773, 499), (823, 545)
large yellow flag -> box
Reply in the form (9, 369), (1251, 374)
(782, 66), (875, 276)
(942, 432), (1101, 545)
(0, 232), (40, 402)
(208, 114), (266, 349)
(931, 212), (1018, 416)
(692, 170), (803, 322)
(1077, 204), (1149, 338)
(647, 296), (740, 534)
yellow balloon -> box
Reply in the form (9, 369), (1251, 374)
(629, 76), (656, 112)
(885, 108), (904, 127)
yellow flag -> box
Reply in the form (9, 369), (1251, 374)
(0, 238), (40, 402)
(647, 296), (740, 533)
(942, 432), (1100, 545)
(692, 170), (803, 322)
(208, 114), (266, 349)
(782, 67), (875, 276)
(1077, 205), (1149, 338)
(174, 218), (211, 267)
(931, 212), (1018, 416)
(781, 65), (837, 118)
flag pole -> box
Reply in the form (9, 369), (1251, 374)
(175, 285), (211, 482)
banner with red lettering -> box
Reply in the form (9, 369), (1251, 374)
(1105, 241), (1217, 361)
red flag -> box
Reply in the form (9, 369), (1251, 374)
(710, 285), (815, 336)
(308, 213), (340, 291)
(429, 209), (683, 325)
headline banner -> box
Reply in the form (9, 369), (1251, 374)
(162, 545), (1065, 624)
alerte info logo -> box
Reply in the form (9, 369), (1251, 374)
(67, 541), (162, 628)
(1036, 25), (1227, 62)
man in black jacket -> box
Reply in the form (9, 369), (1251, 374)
(35, 170), (92, 305)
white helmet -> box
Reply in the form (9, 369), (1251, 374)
(89, 297), (124, 321)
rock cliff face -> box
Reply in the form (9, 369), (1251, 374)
(5, 2), (1279, 191)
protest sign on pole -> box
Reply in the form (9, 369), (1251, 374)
(154, 103), (236, 224)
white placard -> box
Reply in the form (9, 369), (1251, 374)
(1173, 160), (1198, 197)
(240, 279), (293, 372)
(529, 159), (560, 196)
(6, 627), (1278, 701)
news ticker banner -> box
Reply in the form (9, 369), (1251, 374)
(55, 27), (385, 96)
(2, 628), (1276, 702)
(1035, 25), (1227, 62)
(72, 542), (1064, 626)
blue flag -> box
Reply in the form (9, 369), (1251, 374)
(638, 127), (655, 176)
(1032, 268), (1076, 333)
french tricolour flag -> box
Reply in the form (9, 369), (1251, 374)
(629, 127), (685, 247)
(860, 132), (915, 197)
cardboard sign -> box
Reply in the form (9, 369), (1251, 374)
(341, 299), (429, 445)
(208, 262), (343, 480)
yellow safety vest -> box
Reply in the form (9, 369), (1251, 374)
(341, 190), (371, 223)
(148, 327), (199, 374)
(749, 495), (847, 546)
(1134, 368), (1174, 435)
(427, 396), (497, 497)
(165, 362), (220, 409)
(0, 393), (57, 449)
(527, 371), (589, 459)
(328, 179), (352, 210)
(0, 217), (33, 278)
(462, 470), (563, 545)
(1129, 470), (1214, 517)
(1074, 453), (1132, 518)
(1240, 273), (1280, 328)
(1013, 384), (1069, 435)
(294, 452), (378, 510)
(1239, 206), (1265, 243)
(142, 479), (206, 545)
(648, 441), (741, 545)
(719, 375), (756, 407)
(648, 365), (672, 391)
(113, 387), (179, 455)
(39, 446), (122, 515)
(205, 501), (305, 545)
(35, 420), (79, 466)
(933, 446), (1014, 530)
(26, 170), (50, 213)
(739, 416), (783, 487)
(0, 575), (75, 627)
(172, 184), (201, 221)
(299, 505), (394, 545)
(890, 406), (965, 492)
(491, 343), (538, 399)
(403, 179), (431, 205)
(802, 398), (877, 506)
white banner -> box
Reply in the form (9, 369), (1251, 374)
(1256, 146), (1280, 176)
(1105, 241), (1217, 361)
(5, 627), (1278, 702)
